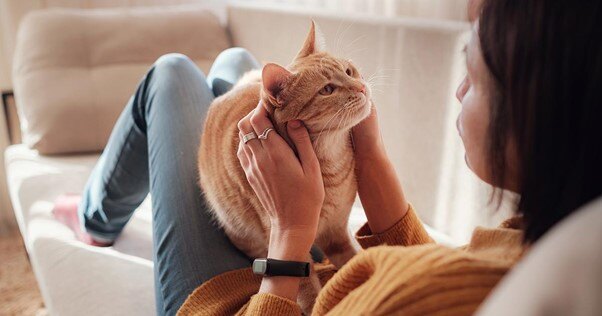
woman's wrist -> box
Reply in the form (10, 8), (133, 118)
(355, 149), (409, 234)
(257, 228), (314, 301)
(354, 139), (388, 165)
(268, 228), (315, 261)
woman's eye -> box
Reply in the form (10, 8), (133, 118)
(319, 84), (335, 95)
(346, 68), (352, 76)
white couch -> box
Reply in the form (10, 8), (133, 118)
(5, 145), (155, 315)
(6, 3), (464, 315)
(7, 3), (600, 316)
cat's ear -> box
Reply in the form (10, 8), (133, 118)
(295, 20), (325, 60)
(262, 63), (293, 106)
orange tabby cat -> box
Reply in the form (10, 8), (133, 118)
(198, 21), (372, 313)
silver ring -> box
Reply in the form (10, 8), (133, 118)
(242, 132), (258, 144)
(258, 127), (275, 140)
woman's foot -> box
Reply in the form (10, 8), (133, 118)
(52, 194), (113, 247)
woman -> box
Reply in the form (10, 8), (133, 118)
(53, 0), (602, 314)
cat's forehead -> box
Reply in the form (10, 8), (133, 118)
(291, 53), (353, 78)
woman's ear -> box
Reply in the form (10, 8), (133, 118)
(295, 20), (325, 60)
(262, 63), (293, 106)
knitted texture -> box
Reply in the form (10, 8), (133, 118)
(178, 206), (524, 315)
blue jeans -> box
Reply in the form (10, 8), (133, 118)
(78, 48), (260, 315)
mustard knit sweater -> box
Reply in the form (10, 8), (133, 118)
(178, 206), (525, 315)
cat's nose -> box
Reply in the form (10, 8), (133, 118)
(354, 84), (366, 95)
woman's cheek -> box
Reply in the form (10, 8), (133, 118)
(458, 91), (492, 184)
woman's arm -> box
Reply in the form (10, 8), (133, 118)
(355, 152), (409, 233)
(352, 104), (409, 233)
(237, 101), (323, 305)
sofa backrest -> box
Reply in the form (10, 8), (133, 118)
(12, 6), (230, 154)
(476, 196), (602, 315)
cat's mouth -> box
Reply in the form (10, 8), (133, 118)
(329, 98), (371, 132)
(305, 88), (372, 136)
(349, 98), (372, 125)
(348, 86), (372, 118)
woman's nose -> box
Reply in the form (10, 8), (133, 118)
(456, 76), (469, 102)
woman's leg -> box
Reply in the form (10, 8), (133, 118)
(206, 47), (261, 96)
(78, 49), (261, 315)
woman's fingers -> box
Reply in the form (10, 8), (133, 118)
(249, 101), (282, 147)
(240, 101), (320, 176)
(286, 120), (320, 174)
(238, 111), (262, 152)
(237, 132), (251, 166)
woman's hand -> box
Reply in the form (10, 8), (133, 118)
(351, 102), (410, 233)
(351, 101), (387, 162)
(237, 101), (325, 257)
(237, 101), (324, 301)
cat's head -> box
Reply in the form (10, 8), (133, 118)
(261, 21), (371, 137)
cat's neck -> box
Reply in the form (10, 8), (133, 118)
(309, 130), (353, 160)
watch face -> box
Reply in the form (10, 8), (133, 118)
(253, 259), (268, 275)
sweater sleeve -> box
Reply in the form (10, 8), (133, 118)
(236, 293), (301, 315)
(354, 204), (434, 249)
(177, 268), (302, 316)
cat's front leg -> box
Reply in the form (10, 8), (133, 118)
(316, 228), (358, 269)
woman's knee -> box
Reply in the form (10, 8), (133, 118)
(153, 53), (204, 81)
(142, 53), (212, 116)
(214, 47), (260, 70)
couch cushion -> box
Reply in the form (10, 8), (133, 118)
(12, 6), (230, 154)
(5, 144), (155, 315)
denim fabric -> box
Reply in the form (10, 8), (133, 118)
(78, 48), (260, 315)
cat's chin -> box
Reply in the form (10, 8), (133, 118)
(345, 101), (372, 130)
(307, 101), (371, 136)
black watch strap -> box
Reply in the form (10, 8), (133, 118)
(253, 258), (310, 277)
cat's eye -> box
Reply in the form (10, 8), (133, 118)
(346, 68), (353, 76)
(319, 84), (335, 95)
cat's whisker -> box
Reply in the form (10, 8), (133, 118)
(335, 21), (355, 56)
(373, 68), (402, 72)
(335, 109), (345, 132)
(368, 73), (391, 78)
(365, 74), (384, 82)
(366, 80), (394, 87)
(366, 73), (391, 80)
(333, 21), (344, 55)
(366, 76), (391, 86)
(344, 47), (371, 57)
(344, 106), (353, 131)
(342, 35), (367, 57)
(367, 68), (396, 78)
(365, 82), (385, 93)
(315, 106), (347, 148)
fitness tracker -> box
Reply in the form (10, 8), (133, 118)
(252, 258), (310, 277)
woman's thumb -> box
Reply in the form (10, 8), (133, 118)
(287, 120), (318, 170)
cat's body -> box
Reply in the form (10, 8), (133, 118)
(200, 70), (357, 264)
(198, 22), (371, 313)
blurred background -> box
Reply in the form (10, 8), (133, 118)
(0, 0), (515, 315)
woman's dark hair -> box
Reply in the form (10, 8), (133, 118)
(478, 0), (602, 242)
